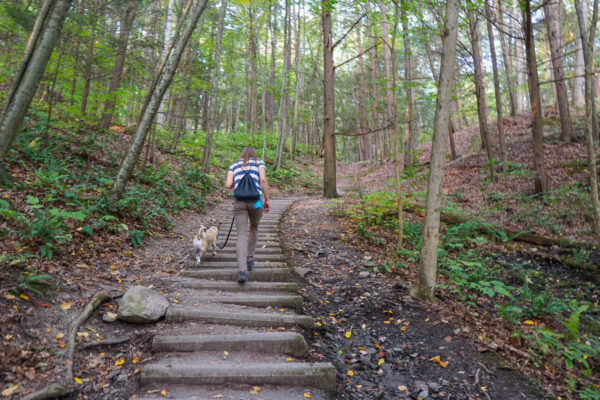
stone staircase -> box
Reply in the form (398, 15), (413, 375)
(133, 199), (336, 400)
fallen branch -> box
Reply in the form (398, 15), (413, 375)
(78, 335), (130, 349)
(23, 292), (110, 400)
(399, 203), (591, 249)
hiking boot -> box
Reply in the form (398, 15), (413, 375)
(247, 257), (254, 271)
(237, 271), (248, 284)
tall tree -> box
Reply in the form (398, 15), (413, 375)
(468, 4), (495, 180)
(112, 0), (209, 199)
(98, 0), (137, 131)
(574, 0), (600, 243)
(321, 0), (337, 198)
(413, 0), (459, 301)
(523, 0), (548, 193)
(368, 7), (382, 165)
(573, 0), (587, 109)
(544, 0), (574, 142)
(356, 24), (371, 161)
(379, 0), (395, 159)
(201, 0), (227, 173)
(486, 0), (507, 170)
(496, 0), (517, 117)
(0, 0), (73, 184)
(402, 3), (417, 167)
(275, 0), (292, 170)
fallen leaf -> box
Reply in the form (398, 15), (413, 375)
(20, 294), (29, 301)
(4, 293), (16, 300)
(286, 357), (294, 362)
(249, 386), (261, 394)
(4, 335), (13, 341)
(347, 370), (354, 377)
(439, 360), (449, 368)
(303, 393), (312, 398)
(398, 385), (408, 392)
(345, 331), (351, 339)
(115, 358), (125, 367)
(378, 358), (384, 366)
(161, 389), (167, 396)
(74, 377), (83, 384)
(60, 301), (71, 310)
(524, 320), (535, 325)
(1, 384), (18, 396)
(132, 357), (139, 364)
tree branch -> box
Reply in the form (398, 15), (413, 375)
(334, 43), (376, 70)
(335, 122), (392, 136)
(333, 13), (366, 49)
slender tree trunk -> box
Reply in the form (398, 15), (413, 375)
(379, 1), (395, 160)
(201, 0), (227, 173)
(468, 5), (495, 180)
(486, 0), (507, 171)
(80, 13), (97, 115)
(574, 0), (600, 243)
(275, 0), (291, 170)
(356, 25), (370, 161)
(322, 0), (337, 198)
(512, 0), (526, 112)
(249, 4), (259, 135)
(413, 0), (459, 301)
(267, 0), (277, 130)
(573, 0), (587, 110)
(99, 0), (137, 131)
(402, 6), (416, 167)
(496, 0), (517, 117)
(369, 17), (381, 165)
(0, 0), (72, 184)
(523, 0), (548, 193)
(157, 0), (175, 129)
(544, 0), (574, 141)
(291, 2), (302, 160)
(111, 0), (209, 199)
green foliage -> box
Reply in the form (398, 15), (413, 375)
(18, 266), (55, 296)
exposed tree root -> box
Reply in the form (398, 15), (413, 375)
(22, 293), (110, 400)
(79, 335), (130, 349)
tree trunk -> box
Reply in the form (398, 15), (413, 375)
(512, 0), (526, 112)
(468, 5), (495, 180)
(574, 0), (600, 243)
(369, 16), (381, 165)
(267, 0), (277, 130)
(356, 25), (370, 161)
(111, 0), (209, 199)
(201, 0), (227, 173)
(0, 0), (72, 184)
(544, 0), (574, 142)
(496, 0), (517, 117)
(99, 0), (137, 131)
(573, 0), (587, 110)
(322, 0), (337, 198)
(275, 0), (291, 170)
(523, 0), (548, 193)
(248, 4), (259, 135)
(291, 1), (303, 161)
(80, 12), (98, 116)
(402, 6), (416, 167)
(413, 0), (459, 301)
(486, 0), (507, 171)
(157, 0), (175, 129)
(379, 1), (395, 160)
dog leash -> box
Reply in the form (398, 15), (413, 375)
(217, 216), (235, 249)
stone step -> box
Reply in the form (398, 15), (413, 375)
(214, 247), (282, 255)
(179, 279), (297, 293)
(203, 253), (284, 262)
(183, 294), (303, 311)
(196, 261), (285, 269)
(182, 268), (291, 282)
(140, 361), (336, 393)
(132, 386), (331, 400)
(166, 307), (313, 328)
(153, 332), (308, 357)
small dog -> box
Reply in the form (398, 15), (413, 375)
(192, 224), (219, 264)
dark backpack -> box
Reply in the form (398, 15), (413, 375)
(233, 169), (260, 201)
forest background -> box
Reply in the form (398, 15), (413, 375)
(1, 0), (600, 398)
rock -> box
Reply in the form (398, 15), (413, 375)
(102, 312), (117, 323)
(358, 271), (370, 278)
(116, 373), (128, 382)
(117, 286), (169, 324)
(294, 267), (312, 276)
(419, 389), (429, 399)
(428, 381), (440, 392)
(453, 328), (461, 335)
(107, 370), (120, 380)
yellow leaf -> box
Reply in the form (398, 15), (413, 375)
(398, 385), (408, 392)
(378, 358), (384, 366)
(4, 293), (15, 300)
(249, 386), (261, 394)
(74, 377), (83, 384)
(20, 294), (29, 301)
(304, 393), (312, 398)
(439, 360), (449, 368)
(223, 351), (229, 356)
(400, 326), (407, 331)
(429, 355), (441, 363)
(132, 357), (139, 364)
(316, 322), (322, 327)
(1, 384), (18, 396)
(61, 302), (71, 310)
(345, 331), (351, 339)
(115, 358), (125, 367)
(384, 321), (390, 324)
(132, 394), (138, 398)
(286, 357), (294, 362)
(106, 312), (117, 319)
(361, 324), (366, 329)
(347, 370), (354, 377)
(134, 369), (140, 374)
(4, 335), (13, 341)
(59, 344), (66, 348)
(524, 320), (535, 325)
(77, 332), (89, 338)
(172, 299), (180, 303)
(161, 388), (166, 396)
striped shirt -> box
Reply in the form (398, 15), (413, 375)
(228, 158), (266, 198)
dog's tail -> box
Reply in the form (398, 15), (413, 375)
(198, 227), (207, 239)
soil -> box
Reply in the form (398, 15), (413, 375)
(281, 198), (546, 400)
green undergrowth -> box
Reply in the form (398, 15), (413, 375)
(329, 191), (600, 398)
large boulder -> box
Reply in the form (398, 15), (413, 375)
(117, 286), (169, 324)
